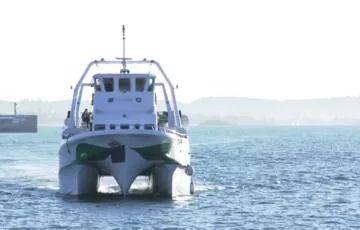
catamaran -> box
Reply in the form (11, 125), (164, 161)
(58, 26), (194, 198)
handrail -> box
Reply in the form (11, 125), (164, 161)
(151, 60), (182, 129)
(75, 83), (93, 127)
(69, 59), (182, 129)
(155, 82), (173, 127)
(69, 61), (96, 127)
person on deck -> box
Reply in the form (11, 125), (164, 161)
(81, 108), (91, 128)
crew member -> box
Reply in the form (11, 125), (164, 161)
(81, 108), (91, 128)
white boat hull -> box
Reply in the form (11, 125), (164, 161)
(59, 164), (99, 195)
(58, 129), (193, 198)
(152, 163), (194, 197)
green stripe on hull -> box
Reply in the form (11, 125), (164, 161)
(76, 143), (110, 163)
(74, 142), (176, 164)
(132, 142), (171, 160)
(133, 142), (178, 164)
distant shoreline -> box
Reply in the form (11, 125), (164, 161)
(38, 124), (63, 127)
(3, 97), (360, 126)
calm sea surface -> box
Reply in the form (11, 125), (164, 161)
(0, 125), (360, 229)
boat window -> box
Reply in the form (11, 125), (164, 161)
(119, 78), (131, 93)
(103, 78), (114, 92)
(144, 124), (154, 130)
(136, 78), (146, 92)
(94, 78), (101, 91)
(94, 124), (105, 131)
(147, 78), (155, 92)
(120, 124), (130, 129)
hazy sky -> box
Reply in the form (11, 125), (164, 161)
(1, 0), (360, 103)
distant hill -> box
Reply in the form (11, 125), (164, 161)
(198, 120), (235, 126)
(2, 96), (360, 125)
(182, 96), (360, 125)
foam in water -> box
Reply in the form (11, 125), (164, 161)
(98, 176), (152, 194)
(192, 180), (225, 192)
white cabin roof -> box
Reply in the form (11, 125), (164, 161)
(93, 73), (156, 79)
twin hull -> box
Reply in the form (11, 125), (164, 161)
(59, 130), (193, 197)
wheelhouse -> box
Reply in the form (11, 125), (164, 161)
(90, 73), (157, 131)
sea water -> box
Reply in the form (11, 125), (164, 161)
(0, 125), (359, 229)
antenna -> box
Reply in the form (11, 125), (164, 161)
(122, 25), (126, 69)
(120, 25), (129, 73)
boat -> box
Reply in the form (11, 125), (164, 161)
(0, 102), (38, 133)
(58, 26), (194, 198)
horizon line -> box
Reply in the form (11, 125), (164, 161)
(2, 95), (360, 104)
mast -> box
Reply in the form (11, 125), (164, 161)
(14, 102), (17, 116)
